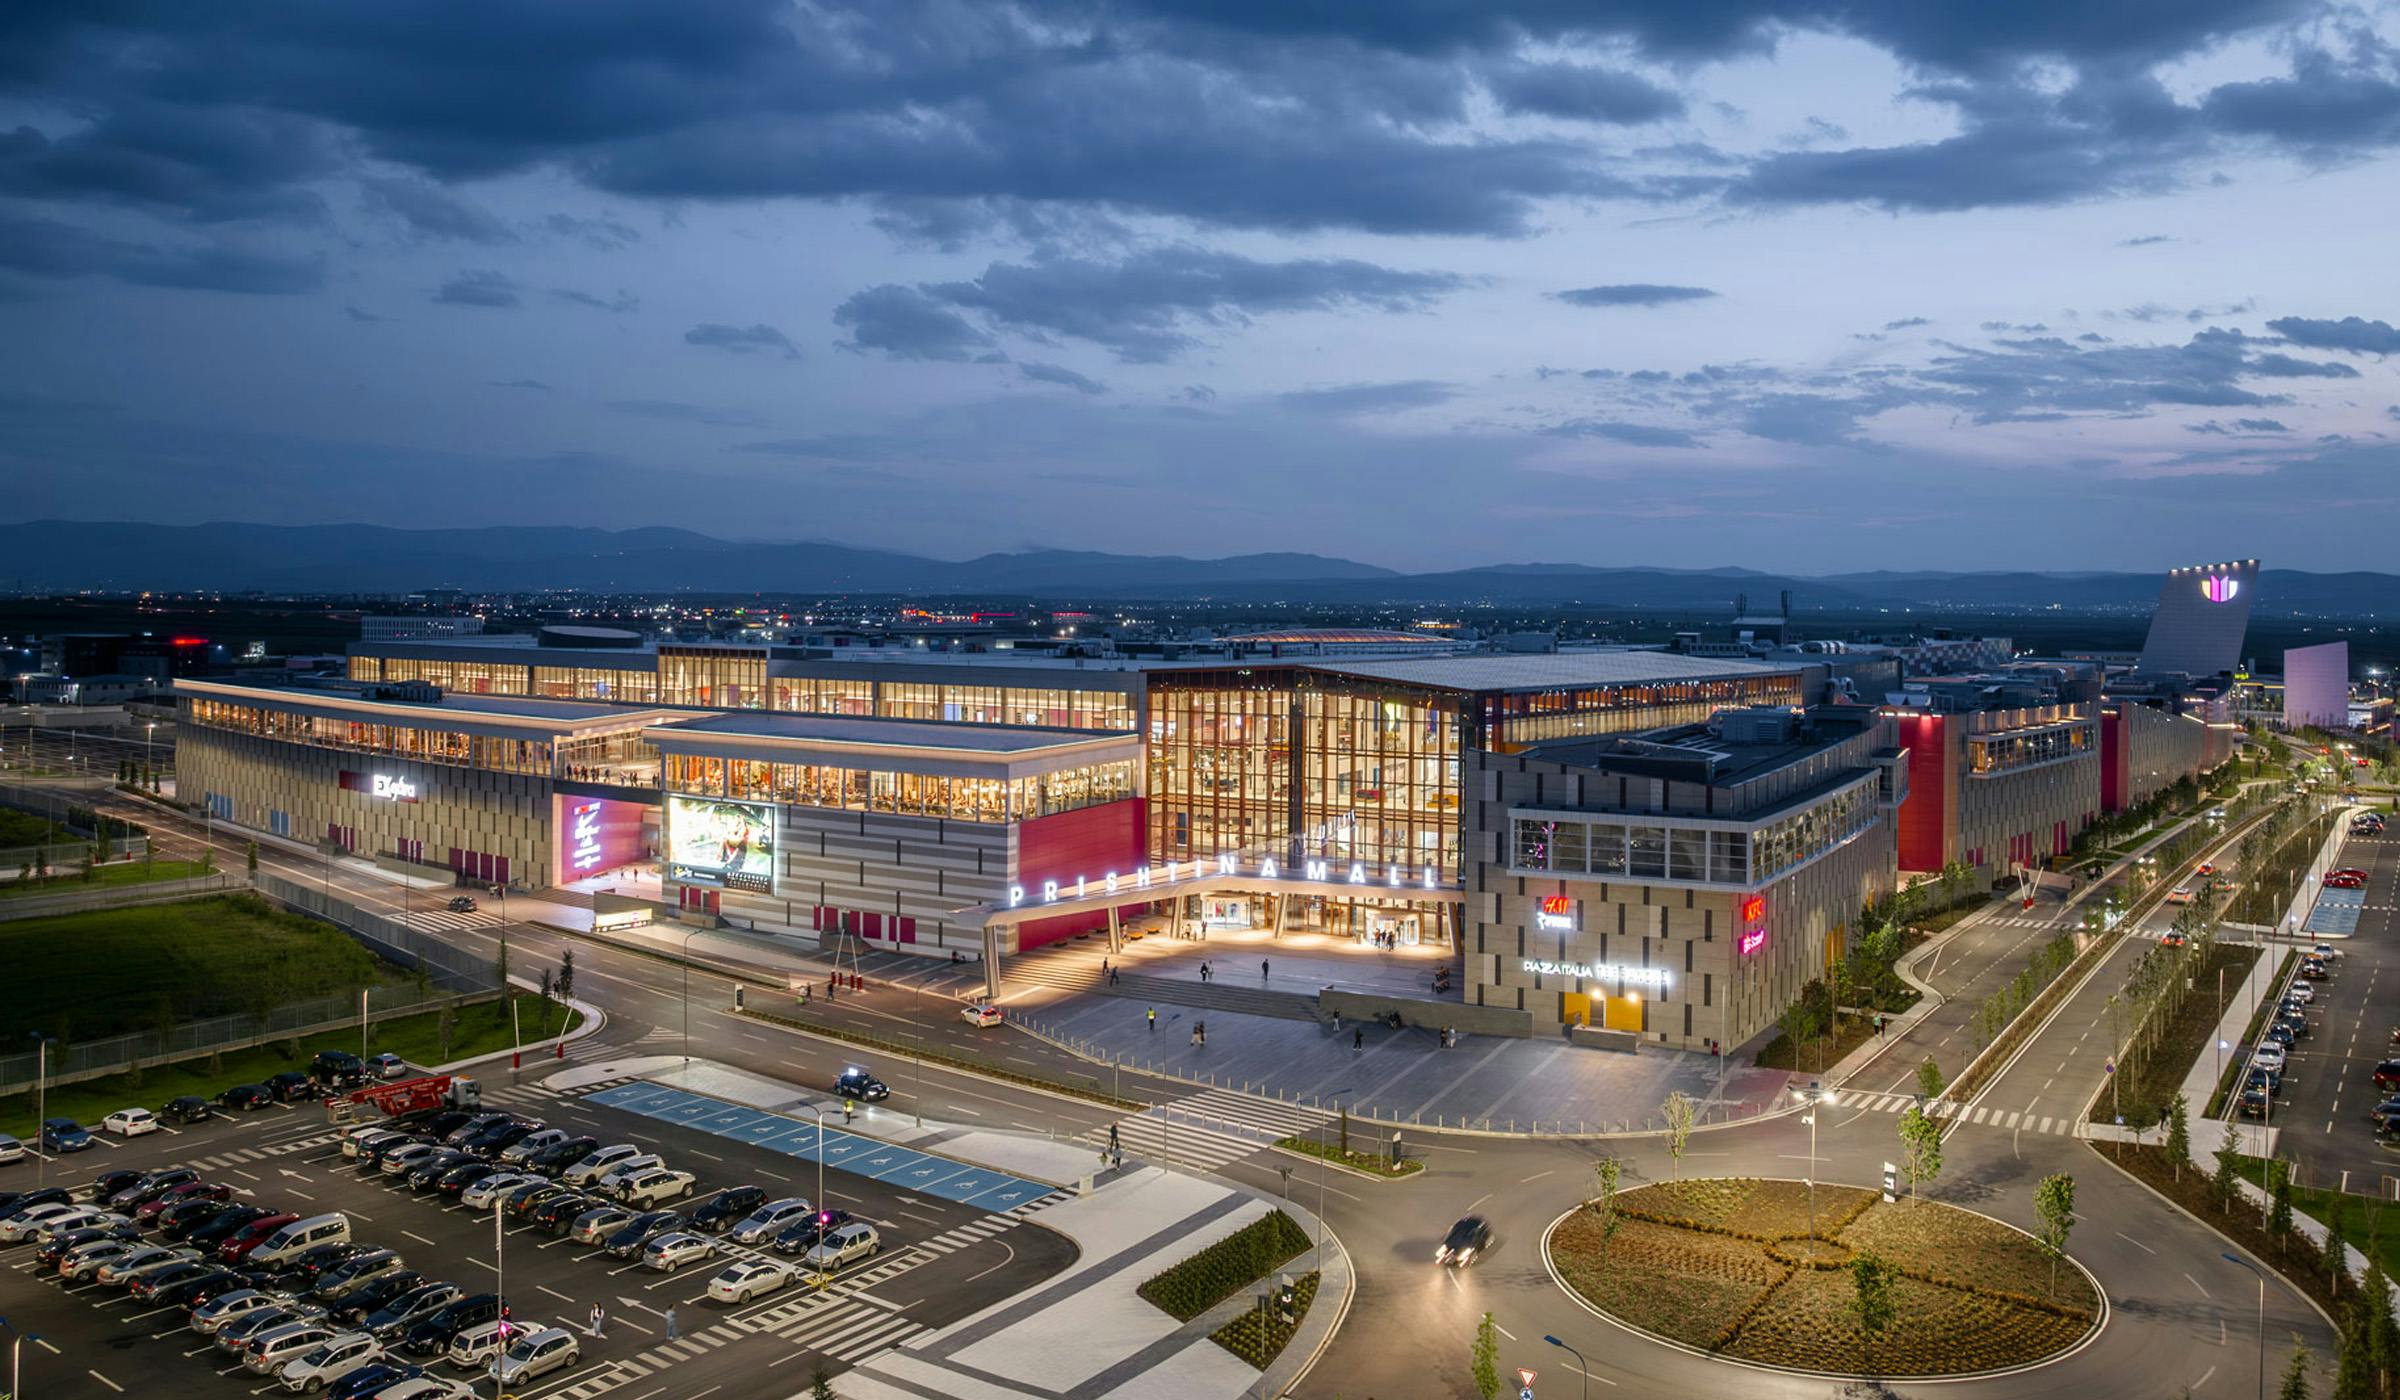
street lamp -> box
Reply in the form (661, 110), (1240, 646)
(27, 1032), (51, 1189)
(1790, 1081), (1836, 1254)
(492, 1197), (509, 1400)
(1543, 1334), (1590, 1400)
(2221, 1251), (2266, 1400)
(678, 926), (703, 1061)
(0, 1316), (44, 1400)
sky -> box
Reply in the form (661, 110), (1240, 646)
(1, 1), (2398, 575)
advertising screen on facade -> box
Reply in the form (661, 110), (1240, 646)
(552, 794), (649, 885)
(666, 796), (775, 893)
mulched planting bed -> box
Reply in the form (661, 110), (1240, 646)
(1549, 1178), (2100, 1378)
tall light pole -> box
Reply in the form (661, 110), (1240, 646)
(1791, 1081), (1834, 1254)
(1544, 1334), (1590, 1400)
(0, 1317), (44, 1400)
(2221, 1252), (2266, 1400)
(28, 1033), (50, 1189)
(679, 927), (702, 1061)
(492, 1196), (508, 1400)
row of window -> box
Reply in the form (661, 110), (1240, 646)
(661, 754), (1138, 822)
(187, 699), (554, 776)
(1968, 720), (2094, 775)
(1508, 778), (1879, 887)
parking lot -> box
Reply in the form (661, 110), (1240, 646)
(2258, 824), (2400, 1194)
(0, 1072), (1077, 1400)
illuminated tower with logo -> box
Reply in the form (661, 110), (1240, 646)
(2135, 560), (2258, 679)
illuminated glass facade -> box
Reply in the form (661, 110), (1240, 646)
(662, 752), (1135, 822)
(186, 696), (555, 776)
(1507, 774), (1879, 887)
(1967, 717), (2094, 775)
(1480, 673), (1805, 744)
(659, 646), (767, 709)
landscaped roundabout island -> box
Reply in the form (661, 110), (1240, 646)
(1544, 1178), (2104, 1379)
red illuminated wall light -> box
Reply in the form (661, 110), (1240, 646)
(1540, 895), (1573, 916)
(1739, 894), (1764, 924)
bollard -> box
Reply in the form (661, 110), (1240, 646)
(512, 1051), (521, 1069)
(554, 1040), (564, 1059)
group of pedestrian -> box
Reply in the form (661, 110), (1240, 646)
(1437, 1025), (1458, 1049)
(1189, 1020), (1207, 1047)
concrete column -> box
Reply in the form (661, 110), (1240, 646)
(1106, 904), (1122, 955)
(983, 922), (1001, 1001)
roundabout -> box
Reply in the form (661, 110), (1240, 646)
(1542, 1178), (2106, 1380)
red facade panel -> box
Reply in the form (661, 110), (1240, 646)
(2099, 709), (2125, 813)
(1013, 798), (1148, 952)
(1896, 714), (1950, 872)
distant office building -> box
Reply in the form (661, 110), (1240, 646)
(2136, 560), (2257, 679)
(361, 615), (486, 641)
(2283, 641), (2349, 729)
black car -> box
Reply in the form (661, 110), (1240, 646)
(310, 1050), (366, 1087)
(833, 1067), (888, 1101)
(2275, 1009), (2312, 1039)
(108, 1167), (198, 1210)
(505, 1181), (569, 1218)
(364, 1281), (463, 1340)
(401, 1292), (501, 1357)
(443, 1114), (511, 1148)
(405, 1150), (473, 1191)
(465, 1121), (540, 1159)
(35, 1223), (135, 1268)
(86, 1170), (146, 1203)
(161, 1268), (248, 1311)
(129, 1259), (215, 1302)
(447, 895), (477, 913)
(435, 1162), (502, 1197)
(216, 1083), (273, 1112)
(772, 1209), (856, 1256)
(160, 1096), (214, 1126)
(524, 1136), (602, 1174)
(265, 1071), (317, 1103)
(604, 1210), (685, 1259)
(1436, 1215), (1492, 1266)
(158, 1198), (243, 1240)
(262, 1242), (375, 1293)
(187, 1205), (273, 1249)
(330, 1361), (426, 1400)
(2238, 1086), (2271, 1118)
(0, 1187), (72, 1218)
(2262, 1023), (2296, 1050)
(689, 1185), (766, 1234)
(530, 1192), (594, 1233)
(330, 1270), (425, 1325)
(367, 1134), (435, 1170)
(402, 1111), (474, 1142)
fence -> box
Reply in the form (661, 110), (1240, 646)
(0, 981), (490, 1096)
(0, 837), (146, 871)
(0, 872), (244, 922)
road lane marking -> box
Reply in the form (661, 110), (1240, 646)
(88, 1372), (123, 1392)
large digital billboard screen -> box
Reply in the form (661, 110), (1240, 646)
(666, 796), (775, 893)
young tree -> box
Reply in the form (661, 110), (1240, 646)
(2356, 1261), (2399, 1398)
(2321, 1197), (2349, 1301)
(2212, 1137), (2244, 1214)
(2034, 1173), (2077, 1297)
(1915, 1056), (1945, 1103)
(2280, 1337), (2314, 1400)
(1661, 1091), (1695, 1178)
(2269, 1160), (2295, 1251)
(246, 840), (259, 876)
(1847, 1248), (1898, 1370)
(538, 967), (555, 1004)
(1470, 1310), (1501, 1400)
(1591, 1155), (1624, 1264)
(1897, 1106), (1943, 1206)
(809, 1364), (840, 1400)
(557, 949), (576, 1003)
(2165, 1092), (2191, 1181)
(494, 935), (511, 991)
(437, 1006), (456, 1062)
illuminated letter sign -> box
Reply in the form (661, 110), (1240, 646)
(2201, 574), (2240, 603)
(1520, 958), (1669, 990)
(1737, 928), (1768, 957)
(1535, 895), (1576, 932)
(568, 802), (604, 873)
(1739, 894), (1765, 924)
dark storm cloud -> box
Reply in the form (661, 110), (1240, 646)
(2244, 352), (2359, 379)
(833, 286), (998, 362)
(362, 178), (514, 243)
(0, 104), (335, 225)
(1487, 63), (1683, 123)
(2267, 315), (2400, 355)
(1553, 284), (1717, 308)
(683, 322), (800, 359)
(1275, 381), (1458, 415)
(0, 213), (321, 293)
(430, 269), (519, 308)
(1543, 419), (1704, 447)
(867, 248), (1469, 363)
(2198, 34), (2400, 155)
(1017, 362), (1108, 395)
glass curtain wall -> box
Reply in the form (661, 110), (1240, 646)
(659, 647), (767, 709)
(533, 664), (659, 704)
(184, 698), (553, 775)
(1481, 674), (1804, 744)
(664, 753), (1133, 822)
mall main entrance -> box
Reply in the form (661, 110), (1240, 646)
(1184, 889), (1453, 948)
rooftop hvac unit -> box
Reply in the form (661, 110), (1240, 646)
(1717, 707), (1799, 745)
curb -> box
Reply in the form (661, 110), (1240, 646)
(1263, 1141), (1424, 1184)
(1263, 1225), (1354, 1398)
(426, 987), (606, 1075)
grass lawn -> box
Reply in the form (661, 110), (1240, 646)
(0, 857), (212, 899)
(1549, 1179), (2098, 1378)
(0, 808), (60, 847)
(0, 991), (578, 1140)
(2233, 1157), (2400, 1283)
(0, 894), (406, 1043)
(2086, 941), (2258, 1128)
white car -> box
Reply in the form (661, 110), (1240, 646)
(279, 1332), (383, 1392)
(445, 1317), (544, 1371)
(2253, 1046), (2288, 1073)
(0, 1134), (24, 1163)
(192, 1288), (280, 1335)
(368, 1053), (408, 1080)
(102, 1108), (160, 1137)
(727, 1198), (813, 1245)
(562, 1144), (645, 1188)
(961, 1002), (1005, 1028)
(640, 1231), (715, 1272)
(706, 1258), (793, 1303)
(488, 1328), (580, 1386)
(591, 1155), (664, 1197)
(2288, 982), (2315, 1004)
(615, 1167), (695, 1206)
(459, 1172), (540, 1211)
(803, 1221), (881, 1270)
(95, 1244), (196, 1285)
(0, 1202), (86, 1243)
(28, 1206), (113, 1241)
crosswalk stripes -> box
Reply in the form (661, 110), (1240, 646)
(1839, 1090), (2078, 1137)
(1080, 1085), (1332, 1174)
(1087, 1113), (1265, 1173)
(1167, 1086), (1331, 1139)
(385, 907), (502, 934)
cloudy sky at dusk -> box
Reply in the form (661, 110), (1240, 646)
(2, 1), (2398, 573)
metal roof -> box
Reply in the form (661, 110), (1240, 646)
(1300, 650), (1799, 692)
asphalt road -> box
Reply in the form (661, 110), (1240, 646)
(2259, 826), (2399, 1195)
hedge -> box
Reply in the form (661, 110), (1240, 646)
(1138, 1210), (1312, 1321)
(1210, 1271), (1319, 1369)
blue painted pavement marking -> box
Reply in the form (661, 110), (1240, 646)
(577, 1083), (1054, 1210)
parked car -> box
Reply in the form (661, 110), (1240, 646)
(522, 1137), (601, 1175)
(368, 1053), (408, 1080)
(311, 1051), (366, 1087)
(219, 1212), (303, 1263)
(832, 1067), (889, 1101)
(327, 1363), (428, 1400)
(362, 1282), (465, 1341)
(497, 1128), (569, 1166)
(368, 1377), (476, 1400)
(60, 1237), (144, 1281)
(488, 1328), (579, 1386)
(444, 1315), (542, 1372)
(400, 1294), (501, 1359)
(2253, 1045), (2288, 1074)
(94, 1243), (198, 1285)
(219, 1306), (323, 1355)
(84, 1172), (144, 1203)
(442, 1114), (511, 1149)
(0, 1201), (89, 1243)
(464, 1122), (541, 1160)
(267, 1071), (318, 1103)
(590, 1155), (664, 1197)
(2375, 1060), (2400, 1091)
(433, 1163), (502, 1199)
(2260, 1024), (2295, 1052)
(802, 1221), (881, 1270)
(529, 1192), (595, 1233)
(329, 1271), (425, 1326)
(560, 1144), (644, 1188)
(689, 1185), (766, 1234)
(279, 1331), (385, 1393)
(640, 1231), (716, 1272)
(568, 1204), (635, 1246)
(245, 1321), (339, 1375)
(2288, 982), (2316, 1004)
(162, 1096), (215, 1125)
(160, 1197), (248, 1240)
(961, 1002), (1004, 1028)
(404, 1151), (474, 1191)
(615, 1167), (696, 1207)
(772, 1209), (855, 1256)
(35, 1222), (134, 1268)
(127, 1257), (216, 1301)
(139, 1181), (232, 1223)
(218, 1084), (275, 1112)
(603, 1211), (684, 1260)
(39, 1118), (93, 1153)
(193, 1288), (283, 1335)
(312, 1249), (408, 1303)
(159, 1266), (250, 1311)
(501, 1179), (568, 1217)
(1436, 1215), (1493, 1266)
(379, 1143), (446, 1179)
(101, 1107), (160, 1137)
(706, 1257), (794, 1303)
(459, 1173), (540, 1211)
(727, 1197), (813, 1246)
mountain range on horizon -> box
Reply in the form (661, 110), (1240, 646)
(0, 520), (2379, 615)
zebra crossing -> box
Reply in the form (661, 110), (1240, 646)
(1840, 1089), (2083, 1138)
(1085, 1086), (1333, 1173)
(384, 906), (503, 934)
(187, 1128), (343, 1170)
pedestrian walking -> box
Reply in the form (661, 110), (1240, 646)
(1108, 1122), (1120, 1156)
(1147, 1006), (1156, 1032)
(1197, 1020), (1206, 1045)
(1353, 1026), (1363, 1051)
(664, 1307), (678, 1341)
(1109, 966), (1120, 986)
(1191, 1026), (1202, 1047)
(1262, 958), (1270, 980)
(1101, 957), (1110, 979)
(589, 1303), (606, 1339)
